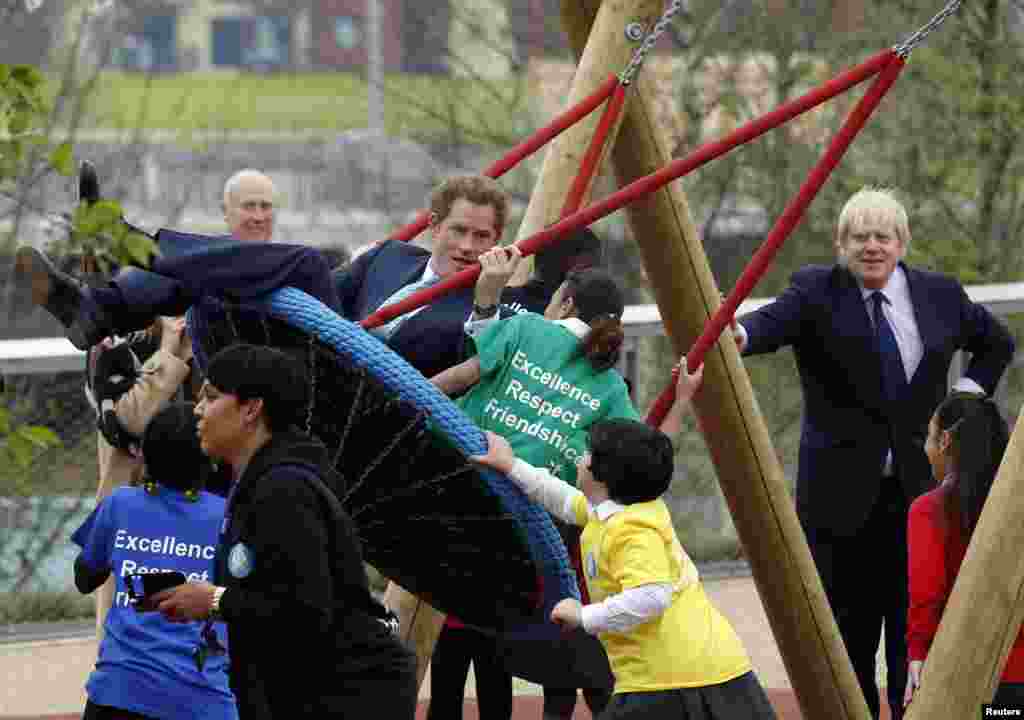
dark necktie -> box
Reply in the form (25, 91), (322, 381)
(872, 291), (907, 398)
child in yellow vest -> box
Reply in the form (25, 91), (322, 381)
(470, 365), (776, 719)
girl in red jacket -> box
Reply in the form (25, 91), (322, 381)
(904, 393), (1019, 708)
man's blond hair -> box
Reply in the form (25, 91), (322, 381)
(836, 187), (911, 252)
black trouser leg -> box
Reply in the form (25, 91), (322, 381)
(805, 481), (911, 720)
(427, 624), (474, 720)
(469, 630), (513, 720)
(542, 687), (577, 719)
(805, 479), (910, 720)
(880, 481), (909, 720)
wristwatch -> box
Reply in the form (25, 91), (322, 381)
(472, 302), (498, 319)
(209, 586), (226, 619)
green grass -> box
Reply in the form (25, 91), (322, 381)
(67, 70), (534, 142)
(0, 590), (93, 623)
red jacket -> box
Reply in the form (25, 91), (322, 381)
(907, 487), (1024, 681)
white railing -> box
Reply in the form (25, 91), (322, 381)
(3, 282), (1023, 382)
(617, 282), (1024, 398)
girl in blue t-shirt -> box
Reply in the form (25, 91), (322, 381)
(72, 402), (237, 720)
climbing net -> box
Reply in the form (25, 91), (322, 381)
(357, 0), (963, 427)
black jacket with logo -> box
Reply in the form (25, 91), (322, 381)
(215, 430), (414, 719)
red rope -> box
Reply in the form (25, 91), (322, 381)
(560, 81), (628, 217)
(645, 54), (905, 427)
(360, 50), (893, 331)
(385, 74), (622, 244)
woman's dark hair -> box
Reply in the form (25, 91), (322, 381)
(205, 344), (310, 432)
(934, 393), (1009, 548)
(563, 268), (624, 373)
(535, 227), (603, 288)
(141, 402), (212, 492)
(588, 419), (674, 504)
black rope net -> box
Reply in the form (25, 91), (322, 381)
(201, 301), (542, 629)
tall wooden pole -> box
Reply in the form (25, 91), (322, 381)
(558, 1), (871, 717)
(905, 414), (1024, 719)
(510, 0), (662, 264)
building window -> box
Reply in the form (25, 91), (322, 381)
(212, 15), (289, 69)
(334, 16), (362, 50)
(114, 14), (176, 71)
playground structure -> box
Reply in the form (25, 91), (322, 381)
(354, 0), (1022, 717)
(3, 0), (1022, 716)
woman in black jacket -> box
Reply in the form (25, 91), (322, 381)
(154, 343), (416, 719)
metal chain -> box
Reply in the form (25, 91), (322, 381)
(893, 0), (963, 58)
(619, 0), (685, 86)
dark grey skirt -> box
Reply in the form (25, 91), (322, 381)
(600, 671), (777, 720)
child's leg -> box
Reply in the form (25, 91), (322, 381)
(582, 684), (612, 716)
(541, 687), (577, 719)
(426, 624), (474, 720)
(467, 628), (513, 720)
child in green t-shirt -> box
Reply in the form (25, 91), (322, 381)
(432, 268), (687, 485)
(469, 369), (777, 719)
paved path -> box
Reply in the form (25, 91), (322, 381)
(1, 575), (894, 719)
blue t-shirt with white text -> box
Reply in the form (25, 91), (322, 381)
(72, 487), (237, 720)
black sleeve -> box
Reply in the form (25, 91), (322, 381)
(959, 286), (1016, 395)
(219, 468), (334, 636)
(74, 554), (111, 595)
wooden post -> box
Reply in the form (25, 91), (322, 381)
(905, 414), (1024, 719)
(510, 0), (663, 269)
(558, 1), (871, 717)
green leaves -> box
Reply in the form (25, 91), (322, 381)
(60, 200), (159, 271)
(1, 63), (45, 138)
(0, 409), (61, 470)
(72, 199), (122, 237)
(49, 141), (74, 176)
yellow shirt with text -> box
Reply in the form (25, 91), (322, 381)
(572, 494), (752, 692)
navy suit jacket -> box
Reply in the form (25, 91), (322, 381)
(741, 263), (1015, 536)
(333, 240), (477, 379)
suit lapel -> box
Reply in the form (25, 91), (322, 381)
(372, 256), (430, 313)
(903, 263), (940, 387)
(397, 258), (430, 292)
